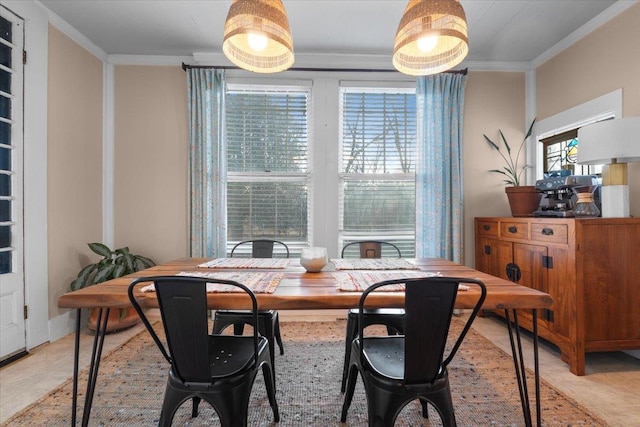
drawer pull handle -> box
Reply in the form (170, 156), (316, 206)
(508, 226), (518, 234)
(541, 227), (554, 236)
(483, 224), (490, 231)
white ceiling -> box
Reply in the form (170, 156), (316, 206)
(37, 0), (629, 67)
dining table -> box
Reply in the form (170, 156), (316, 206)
(58, 257), (552, 427)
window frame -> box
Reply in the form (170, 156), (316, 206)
(224, 82), (313, 256)
(224, 72), (417, 258)
(337, 85), (417, 257)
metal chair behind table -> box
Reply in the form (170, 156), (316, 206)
(340, 240), (405, 393)
(213, 239), (288, 375)
(128, 275), (279, 426)
(341, 276), (487, 427)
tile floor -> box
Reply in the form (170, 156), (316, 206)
(1, 312), (639, 425)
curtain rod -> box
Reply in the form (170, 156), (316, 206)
(181, 62), (468, 75)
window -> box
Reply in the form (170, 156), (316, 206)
(225, 84), (311, 256)
(338, 87), (417, 257)
(541, 129), (602, 177)
(0, 12), (20, 274)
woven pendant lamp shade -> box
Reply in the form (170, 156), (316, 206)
(393, 0), (468, 76)
(223, 0), (294, 73)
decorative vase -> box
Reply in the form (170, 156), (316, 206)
(88, 307), (140, 333)
(505, 186), (541, 217)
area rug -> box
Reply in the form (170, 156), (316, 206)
(4, 320), (606, 426)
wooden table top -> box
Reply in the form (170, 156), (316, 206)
(58, 258), (553, 311)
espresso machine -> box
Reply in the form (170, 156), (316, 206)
(533, 175), (600, 217)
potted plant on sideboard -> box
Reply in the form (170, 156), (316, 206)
(483, 119), (541, 217)
(70, 243), (156, 332)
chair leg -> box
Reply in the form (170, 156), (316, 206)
(425, 387), (457, 427)
(261, 361), (281, 422)
(257, 317), (276, 368)
(273, 314), (284, 355)
(233, 322), (245, 336)
(341, 315), (358, 393)
(158, 380), (189, 427)
(191, 396), (201, 417)
(340, 363), (359, 422)
(421, 399), (428, 418)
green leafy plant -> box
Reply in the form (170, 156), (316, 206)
(483, 118), (536, 186)
(70, 243), (155, 291)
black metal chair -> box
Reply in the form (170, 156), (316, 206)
(340, 240), (401, 259)
(128, 275), (279, 427)
(340, 276), (487, 427)
(340, 240), (405, 393)
(213, 239), (288, 373)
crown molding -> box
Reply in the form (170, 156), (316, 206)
(462, 60), (531, 72)
(35, 0), (107, 61)
(107, 54), (193, 66)
(532, 0), (637, 68)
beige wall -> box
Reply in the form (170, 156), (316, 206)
(463, 71), (526, 265)
(113, 66), (189, 264)
(537, 2), (640, 216)
(47, 26), (103, 317)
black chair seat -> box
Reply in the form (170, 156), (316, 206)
(361, 336), (405, 380)
(212, 309), (284, 373)
(207, 335), (268, 378)
(341, 308), (404, 392)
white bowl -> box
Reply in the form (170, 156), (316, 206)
(300, 247), (328, 273)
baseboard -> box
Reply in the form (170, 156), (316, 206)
(48, 309), (88, 343)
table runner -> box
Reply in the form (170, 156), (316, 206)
(139, 271), (284, 293)
(330, 258), (419, 270)
(197, 258), (291, 269)
(334, 271), (444, 292)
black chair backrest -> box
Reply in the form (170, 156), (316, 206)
(230, 239), (290, 258)
(358, 277), (486, 384)
(341, 240), (402, 258)
(128, 276), (259, 382)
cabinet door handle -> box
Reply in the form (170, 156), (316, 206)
(484, 245), (491, 255)
(483, 224), (490, 231)
(541, 227), (554, 236)
(508, 226), (518, 234)
(506, 263), (522, 282)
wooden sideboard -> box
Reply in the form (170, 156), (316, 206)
(475, 216), (640, 375)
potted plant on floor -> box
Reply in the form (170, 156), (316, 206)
(70, 242), (156, 332)
(483, 119), (541, 217)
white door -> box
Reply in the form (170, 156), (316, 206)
(0, 6), (25, 362)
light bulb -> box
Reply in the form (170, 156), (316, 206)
(417, 35), (438, 53)
(247, 33), (268, 52)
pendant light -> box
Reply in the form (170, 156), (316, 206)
(223, 0), (295, 73)
(393, 0), (469, 76)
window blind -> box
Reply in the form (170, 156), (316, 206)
(225, 85), (311, 256)
(339, 87), (417, 257)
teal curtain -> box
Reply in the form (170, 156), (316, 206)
(187, 68), (226, 257)
(416, 73), (467, 262)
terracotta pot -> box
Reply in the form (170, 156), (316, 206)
(505, 186), (541, 217)
(88, 307), (140, 333)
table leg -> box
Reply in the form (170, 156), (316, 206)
(504, 309), (541, 427)
(70, 307), (110, 427)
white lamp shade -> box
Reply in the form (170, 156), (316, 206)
(577, 117), (640, 165)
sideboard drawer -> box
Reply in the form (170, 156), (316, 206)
(500, 221), (529, 240)
(477, 220), (499, 237)
(531, 223), (568, 244)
